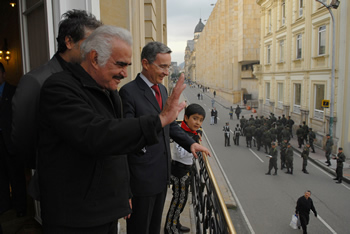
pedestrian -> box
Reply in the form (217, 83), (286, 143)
(265, 142), (278, 175)
(197, 93), (200, 100)
(302, 142), (311, 174)
(254, 126), (263, 151)
(308, 128), (316, 153)
(281, 114), (287, 126)
(211, 98), (215, 107)
(240, 116), (247, 136)
(37, 26), (210, 233)
(296, 125), (304, 148)
(0, 62), (27, 217)
(233, 124), (241, 146)
(164, 103), (205, 234)
(229, 106), (233, 120)
(287, 116), (295, 138)
(285, 143), (294, 174)
(213, 90), (216, 98)
(210, 108), (215, 125)
(325, 134), (333, 166)
(235, 105), (241, 119)
(333, 147), (346, 184)
(243, 98), (247, 106)
(119, 41), (210, 234)
(213, 107), (218, 124)
(295, 190), (317, 234)
(200, 93), (203, 100)
(223, 122), (231, 147)
(263, 130), (272, 154)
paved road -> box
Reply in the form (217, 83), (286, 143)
(183, 86), (350, 234)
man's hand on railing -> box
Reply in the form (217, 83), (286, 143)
(191, 143), (211, 158)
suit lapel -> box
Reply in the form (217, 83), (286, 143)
(135, 76), (161, 112)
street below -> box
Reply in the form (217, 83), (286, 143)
(183, 85), (350, 234)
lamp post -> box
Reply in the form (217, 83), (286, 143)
(315, 0), (340, 139)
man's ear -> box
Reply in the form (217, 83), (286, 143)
(64, 36), (74, 50)
(141, 58), (150, 71)
(90, 50), (99, 69)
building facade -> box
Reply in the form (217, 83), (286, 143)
(255, 0), (350, 152)
(193, 0), (260, 104)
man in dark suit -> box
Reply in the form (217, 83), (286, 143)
(119, 42), (210, 234)
(12, 10), (102, 169)
(0, 62), (27, 217)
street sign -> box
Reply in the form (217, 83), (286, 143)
(322, 99), (330, 108)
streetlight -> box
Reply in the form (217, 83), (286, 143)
(315, 0), (340, 139)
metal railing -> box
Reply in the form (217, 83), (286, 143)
(191, 152), (236, 234)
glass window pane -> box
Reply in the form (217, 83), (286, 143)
(294, 84), (301, 105)
(315, 84), (325, 110)
(266, 83), (270, 99)
(319, 25), (326, 55)
(278, 83), (283, 102)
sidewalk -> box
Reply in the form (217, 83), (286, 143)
(198, 87), (350, 184)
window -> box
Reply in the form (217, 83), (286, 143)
(266, 82), (271, 99)
(268, 9), (272, 33)
(314, 84), (325, 110)
(267, 45), (271, 64)
(299, 0), (303, 17)
(279, 40), (284, 62)
(296, 34), (302, 59)
(278, 83), (284, 102)
(318, 25), (326, 55)
(294, 84), (301, 105)
(281, 0), (286, 25)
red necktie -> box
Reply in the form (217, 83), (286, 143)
(151, 84), (162, 110)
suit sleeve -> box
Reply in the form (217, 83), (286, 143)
(12, 74), (41, 164)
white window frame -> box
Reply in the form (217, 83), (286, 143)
(281, 0), (286, 26)
(318, 25), (326, 55)
(296, 34), (302, 59)
(279, 40), (284, 62)
(299, 0), (303, 17)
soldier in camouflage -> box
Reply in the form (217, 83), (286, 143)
(333, 147), (346, 184)
(301, 142), (310, 174)
(266, 142), (278, 175)
(280, 139), (288, 170)
(325, 134), (333, 166)
(285, 143), (294, 174)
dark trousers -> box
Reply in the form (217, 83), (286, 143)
(267, 159), (277, 173)
(164, 163), (191, 234)
(236, 114), (240, 119)
(127, 188), (167, 234)
(302, 159), (308, 171)
(297, 137), (303, 147)
(246, 136), (252, 148)
(309, 140), (315, 152)
(0, 134), (27, 214)
(234, 134), (240, 145)
(325, 150), (332, 163)
(336, 166), (343, 182)
(299, 213), (309, 234)
(42, 221), (117, 234)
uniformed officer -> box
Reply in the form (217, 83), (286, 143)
(325, 134), (333, 166)
(302, 121), (309, 144)
(233, 124), (241, 146)
(285, 143), (294, 174)
(276, 123), (284, 145)
(333, 147), (346, 184)
(280, 139), (288, 170)
(296, 125), (304, 148)
(281, 126), (291, 143)
(254, 126), (263, 151)
(308, 128), (316, 153)
(240, 116), (247, 136)
(301, 142), (310, 174)
(287, 116), (295, 138)
(245, 124), (253, 148)
(266, 142), (278, 175)
(263, 130), (272, 154)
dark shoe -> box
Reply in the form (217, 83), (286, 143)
(336, 181), (342, 184)
(304, 171), (309, 174)
(16, 212), (26, 217)
(178, 224), (190, 233)
(325, 161), (328, 163)
(327, 163), (331, 167)
(265, 172), (271, 175)
(312, 151), (315, 153)
(333, 178), (338, 180)
(273, 173), (277, 175)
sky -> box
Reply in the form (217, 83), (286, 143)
(167, 0), (217, 66)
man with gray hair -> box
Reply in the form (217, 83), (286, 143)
(37, 26), (207, 233)
(120, 41), (210, 234)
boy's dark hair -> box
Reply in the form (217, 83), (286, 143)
(57, 9), (102, 53)
(184, 103), (205, 119)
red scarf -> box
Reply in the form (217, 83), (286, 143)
(181, 121), (198, 135)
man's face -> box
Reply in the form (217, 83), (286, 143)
(184, 114), (204, 132)
(144, 53), (171, 84)
(304, 191), (311, 199)
(94, 38), (132, 91)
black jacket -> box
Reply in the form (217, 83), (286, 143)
(38, 64), (162, 227)
(119, 74), (194, 196)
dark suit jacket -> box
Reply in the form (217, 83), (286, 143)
(0, 82), (16, 154)
(12, 55), (64, 167)
(119, 74), (195, 196)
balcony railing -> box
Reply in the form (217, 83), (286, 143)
(293, 104), (301, 114)
(314, 109), (324, 120)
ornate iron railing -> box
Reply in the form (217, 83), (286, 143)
(191, 151), (236, 234)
